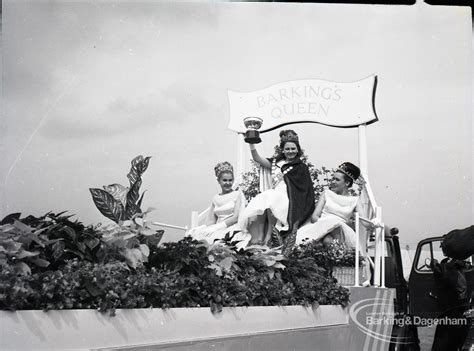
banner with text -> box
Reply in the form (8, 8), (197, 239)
(227, 75), (378, 133)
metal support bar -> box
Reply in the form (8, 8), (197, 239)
(152, 222), (187, 231)
(235, 133), (245, 185)
(358, 124), (368, 179)
(354, 212), (360, 287)
(372, 206), (385, 288)
(367, 256), (375, 269)
(379, 207), (385, 288)
(373, 207), (381, 287)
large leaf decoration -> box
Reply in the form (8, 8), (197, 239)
(103, 183), (129, 207)
(0, 213), (21, 225)
(126, 178), (142, 209)
(89, 188), (124, 223)
(123, 156), (151, 219)
(91, 155), (150, 222)
(124, 193), (142, 220)
(127, 156), (151, 186)
(136, 190), (147, 210)
(126, 156), (142, 185)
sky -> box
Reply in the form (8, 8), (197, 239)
(1, 1), (472, 245)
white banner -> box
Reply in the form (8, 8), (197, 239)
(227, 75), (378, 133)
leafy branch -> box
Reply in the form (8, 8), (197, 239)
(89, 155), (151, 223)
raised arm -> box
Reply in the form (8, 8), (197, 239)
(249, 144), (272, 169)
(311, 190), (326, 223)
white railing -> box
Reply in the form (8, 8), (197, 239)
(355, 212), (361, 286)
(356, 124), (385, 288)
(354, 176), (385, 288)
(151, 222), (187, 231)
(355, 213), (375, 287)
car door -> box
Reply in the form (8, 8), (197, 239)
(408, 237), (445, 320)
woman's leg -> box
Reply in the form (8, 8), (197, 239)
(263, 209), (276, 245)
(248, 210), (278, 245)
(323, 228), (344, 246)
(248, 215), (266, 244)
(322, 234), (334, 246)
(332, 227), (343, 243)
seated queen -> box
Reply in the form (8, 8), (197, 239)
(238, 130), (315, 252)
(295, 162), (365, 251)
(186, 161), (249, 248)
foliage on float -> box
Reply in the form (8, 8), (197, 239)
(0, 155), (355, 314)
(0, 210), (164, 276)
(0, 215), (352, 314)
(0, 212), (101, 275)
(293, 239), (363, 270)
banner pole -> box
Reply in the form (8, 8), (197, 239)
(358, 124), (368, 178)
(236, 133), (245, 185)
(354, 212), (360, 287)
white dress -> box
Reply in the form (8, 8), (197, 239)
(296, 189), (359, 248)
(187, 190), (249, 247)
(238, 160), (290, 241)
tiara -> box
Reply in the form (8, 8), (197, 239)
(280, 130), (299, 143)
(214, 161), (233, 178)
(337, 163), (359, 181)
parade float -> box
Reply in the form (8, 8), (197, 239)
(1, 75), (400, 351)
(2, 0), (471, 348)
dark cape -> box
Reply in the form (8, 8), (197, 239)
(270, 157), (315, 252)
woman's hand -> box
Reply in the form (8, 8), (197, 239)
(249, 144), (272, 169)
(310, 214), (320, 223)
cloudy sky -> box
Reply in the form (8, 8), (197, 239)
(1, 1), (472, 244)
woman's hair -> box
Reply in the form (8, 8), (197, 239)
(275, 129), (302, 162)
(335, 162), (361, 188)
(214, 161), (234, 180)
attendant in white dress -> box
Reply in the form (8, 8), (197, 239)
(238, 130), (315, 251)
(187, 162), (249, 247)
(296, 162), (364, 252)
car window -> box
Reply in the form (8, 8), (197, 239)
(415, 240), (444, 272)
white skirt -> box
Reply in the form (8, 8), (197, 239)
(238, 181), (289, 235)
(295, 213), (357, 248)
